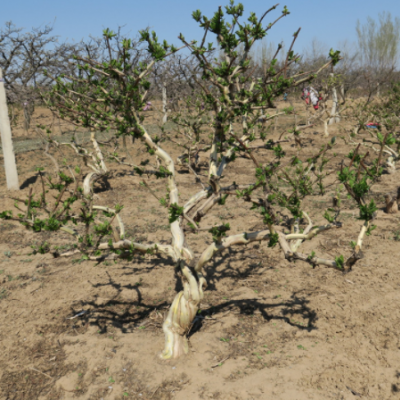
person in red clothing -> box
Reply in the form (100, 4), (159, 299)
(301, 86), (322, 110)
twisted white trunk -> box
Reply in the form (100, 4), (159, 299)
(82, 133), (108, 195)
(160, 123), (257, 358)
(134, 120), (205, 359)
(91, 132), (108, 172)
(161, 260), (204, 359)
(133, 113), (270, 358)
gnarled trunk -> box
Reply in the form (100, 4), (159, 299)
(161, 289), (200, 359)
(82, 132), (108, 195)
(160, 259), (204, 359)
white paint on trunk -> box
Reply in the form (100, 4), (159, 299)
(0, 68), (19, 190)
(162, 82), (167, 124)
(328, 73), (340, 125)
(340, 84), (345, 102)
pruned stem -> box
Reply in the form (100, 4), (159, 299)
(285, 222), (341, 241)
(195, 229), (271, 275)
(92, 205), (125, 239)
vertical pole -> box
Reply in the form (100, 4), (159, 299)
(0, 69), (19, 190)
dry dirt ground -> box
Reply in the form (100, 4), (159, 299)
(0, 102), (400, 400)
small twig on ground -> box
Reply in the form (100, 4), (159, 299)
(30, 367), (52, 379)
(151, 386), (160, 398)
(215, 309), (231, 318)
(66, 309), (89, 320)
(211, 355), (230, 368)
(59, 386), (76, 392)
(346, 386), (361, 397)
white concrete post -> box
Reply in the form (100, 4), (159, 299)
(0, 69), (19, 190)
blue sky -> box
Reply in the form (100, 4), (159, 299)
(1, 0), (399, 55)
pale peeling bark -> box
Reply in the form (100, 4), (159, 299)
(278, 214), (369, 271)
(278, 231), (337, 269)
(157, 120), (258, 358)
(52, 132), (108, 196)
(97, 239), (176, 259)
(82, 132), (109, 195)
(139, 113), (259, 358)
(323, 118), (330, 137)
(386, 156), (396, 174)
(285, 222), (340, 242)
(92, 205), (125, 239)
(161, 260), (203, 359)
(134, 121), (205, 359)
(83, 172), (102, 196)
(58, 239), (176, 260)
(209, 133), (220, 177)
(91, 132), (108, 173)
(290, 212), (312, 252)
(183, 189), (209, 214)
(184, 127), (251, 223)
(196, 230), (271, 274)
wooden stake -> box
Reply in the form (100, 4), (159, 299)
(0, 68), (19, 190)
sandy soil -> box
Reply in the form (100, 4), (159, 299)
(0, 102), (400, 400)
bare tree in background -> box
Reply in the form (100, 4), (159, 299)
(356, 12), (400, 98)
(357, 12), (400, 71)
(252, 38), (275, 73)
(0, 22), (152, 133)
(0, 22), (80, 130)
(335, 40), (359, 102)
(151, 53), (201, 121)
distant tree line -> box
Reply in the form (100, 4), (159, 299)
(0, 11), (399, 130)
